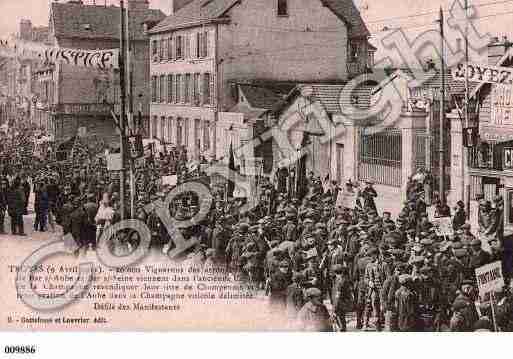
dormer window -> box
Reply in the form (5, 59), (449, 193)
(277, 0), (288, 17)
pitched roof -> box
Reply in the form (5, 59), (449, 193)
(320, 0), (370, 38)
(51, 2), (165, 41)
(271, 82), (374, 115)
(379, 67), (478, 96)
(150, 0), (369, 38)
(238, 84), (288, 110)
(150, 0), (237, 33)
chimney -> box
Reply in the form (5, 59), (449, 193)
(171, 0), (195, 13)
(127, 0), (149, 10)
(19, 19), (33, 41)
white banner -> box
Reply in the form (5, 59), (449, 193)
(0, 40), (119, 70)
(431, 217), (454, 236)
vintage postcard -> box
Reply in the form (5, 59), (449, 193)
(0, 0), (512, 336)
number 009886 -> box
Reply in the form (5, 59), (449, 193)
(4, 345), (36, 354)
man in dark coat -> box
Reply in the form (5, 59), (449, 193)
(0, 177), (9, 234)
(331, 265), (353, 331)
(6, 177), (26, 235)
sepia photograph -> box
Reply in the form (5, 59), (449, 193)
(0, 1), (512, 348)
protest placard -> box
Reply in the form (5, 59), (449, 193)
(475, 261), (504, 302)
(431, 217), (454, 237)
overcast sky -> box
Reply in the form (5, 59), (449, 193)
(1, 0), (512, 62)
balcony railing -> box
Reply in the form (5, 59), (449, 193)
(51, 103), (113, 115)
(468, 144), (503, 171)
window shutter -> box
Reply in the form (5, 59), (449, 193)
(184, 118), (189, 147)
(167, 37), (173, 60)
(196, 32), (201, 58)
(204, 31), (209, 57)
(185, 34), (190, 58)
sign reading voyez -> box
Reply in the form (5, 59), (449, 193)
(452, 62), (513, 85)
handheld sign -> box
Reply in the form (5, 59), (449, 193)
(431, 217), (454, 237)
(475, 261), (504, 302)
(106, 153), (122, 172)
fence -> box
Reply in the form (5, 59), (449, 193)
(358, 129), (402, 187)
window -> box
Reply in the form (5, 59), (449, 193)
(185, 34), (190, 58)
(184, 118), (189, 147)
(195, 119), (201, 152)
(184, 74), (191, 103)
(156, 75), (161, 102)
(350, 42), (359, 62)
(159, 39), (165, 60)
(196, 31), (209, 58)
(277, 0), (288, 16)
(203, 120), (210, 150)
(160, 116), (166, 139)
(176, 118), (183, 147)
(175, 74), (181, 103)
(167, 117), (173, 143)
(151, 116), (158, 138)
(143, 116), (150, 137)
(167, 37), (173, 60)
(151, 76), (157, 102)
(175, 35), (183, 59)
(196, 32), (201, 58)
(193, 73), (200, 104)
(159, 75), (166, 103)
(167, 74), (173, 103)
(152, 40), (158, 56)
(203, 73), (211, 105)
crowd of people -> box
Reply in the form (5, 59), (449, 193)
(0, 122), (512, 332)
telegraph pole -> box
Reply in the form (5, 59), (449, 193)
(464, 0), (470, 217)
(439, 7), (447, 206)
(119, 0), (126, 220)
(125, 3), (135, 218)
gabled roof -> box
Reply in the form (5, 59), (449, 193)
(377, 67), (478, 96)
(270, 82), (374, 115)
(149, 0), (237, 33)
(51, 2), (165, 41)
(150, 0), (369, 38)
(238, 84), (288, 110)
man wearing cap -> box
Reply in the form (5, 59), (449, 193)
(297, 287), (332, 331)
(469, 238), (492, 274)
(353, 247), (372, 329)
(452, 280), (479, 331)
(331, 265), (353, 331)
(0, 177), (8, 234)
(394, 274), (418, 332)
(361, 181), (377, 213)
(268, 260), (292, 312)
(364, 246), (387, 330)
(452, 201), (466, 231)
(286, 272), (305, 322)
(460, 223), (475, 246)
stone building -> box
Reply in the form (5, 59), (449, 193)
(147, 0), (373, 162)
(35, 0), (165, 149)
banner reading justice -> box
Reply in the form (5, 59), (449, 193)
(0, 40), (119, 70)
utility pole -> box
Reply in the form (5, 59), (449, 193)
(439, 7), (447, 206)
(464, 0), (471, 217)
(125, 3), (135, 218)
(119, 0), (126, 220)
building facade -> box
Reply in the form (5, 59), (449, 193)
(147, 0), (373, 162)
(36, 0), (164, 148)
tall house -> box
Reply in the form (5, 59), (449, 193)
(147, 0), (372, 161)
(38, 0), (165, 147)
